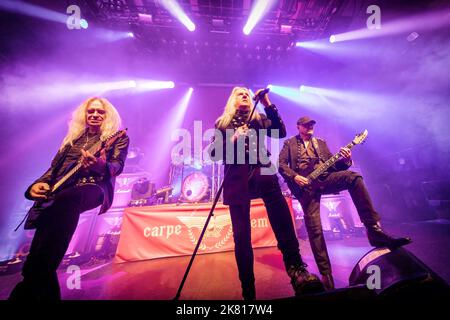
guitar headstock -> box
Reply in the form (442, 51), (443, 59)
(352, 129), (368, 145)
(102, 128), (128, 148)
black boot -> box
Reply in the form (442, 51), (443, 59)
(366, 223), (411, 248)
(287, 264), (324, 296)
(241, 283), (256, 301)
(321, 273), (335, 291)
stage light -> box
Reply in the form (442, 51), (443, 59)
(136, 80), (175, 91)
(270, 85), (303, 104)
(296, 84), (391, 119)
(159, 0), (196, 32)
(326, 8), (450, 43)
(0, 0), (67, 24)
(138, 13), (153, 24)
(280, 25), (292, 34)
(243, 0), (276, 35)
(78, 80), (137, 94)
(212, 19), (224, 27)
(329, 35), (336, 43)
(93, 29), (139, 42)
(170, 88), (193, 129)
(153, 88), (194, 178)
(407, 32), (419, 42)
(80, 19), (88, 29)
(295, 40), (329, 50)
(270, 84), (335, 112)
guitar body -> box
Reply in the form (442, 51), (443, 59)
(286, 130), (369, 200)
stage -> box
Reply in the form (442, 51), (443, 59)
(0, 219), (448, 300)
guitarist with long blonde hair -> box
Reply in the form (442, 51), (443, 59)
(9, 97), (129, 300)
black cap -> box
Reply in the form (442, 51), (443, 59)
(297, 116), (316, 126)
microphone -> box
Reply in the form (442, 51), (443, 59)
(252, 87), (270, 101)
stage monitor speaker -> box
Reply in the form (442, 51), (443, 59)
(349, 247), (449, 297)
(112, 171), (150, 208)
(131, 178), (155, 200)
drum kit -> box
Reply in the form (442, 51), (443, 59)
(169, 158), (224, 203)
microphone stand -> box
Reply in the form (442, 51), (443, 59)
(173, 95), (264, 300)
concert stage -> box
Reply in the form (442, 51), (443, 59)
(0, 219), (448, 300)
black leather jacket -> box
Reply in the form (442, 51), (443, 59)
(210, 104), (286, 205)
(25, 133), (129, 215)
(278, 135), (351, 183)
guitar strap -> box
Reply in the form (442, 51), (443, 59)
(311, 137), (322, 161)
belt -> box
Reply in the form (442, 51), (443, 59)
(76, 176), (104, 186)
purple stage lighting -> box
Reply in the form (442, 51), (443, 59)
(0, 0), (67, 24)
(329, 8), (450, 43)
(160, 0), (196, 32)
(78, 80), (137, 94)
(86, 29), (140, 42)
(270, 84), (327, 111)
(407, 32), (419, 42)
(172, 88), (193, 124)
(329, 35), (336, 43)
(153, 87), (194, 175)
(138, 13), (153, 24)
(295, 40), (330, 50)
(136, 80), (175, 91)
(243, 0), (276, 35)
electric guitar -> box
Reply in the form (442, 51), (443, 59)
(288, 130), (368, 196)
(22, 129), (127, 229)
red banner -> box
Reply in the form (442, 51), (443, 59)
(114, 198), (293, 263)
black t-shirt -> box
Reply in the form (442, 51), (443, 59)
(54, 131), (101, 179)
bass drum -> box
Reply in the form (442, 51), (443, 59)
(181, 172), (210, 202)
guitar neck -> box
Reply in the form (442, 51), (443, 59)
(51, 139), (103, 193)
(307, 141), (355, 181)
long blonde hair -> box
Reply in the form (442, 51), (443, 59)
(60, 97), (122, 150)
(216, 87), (261, 129)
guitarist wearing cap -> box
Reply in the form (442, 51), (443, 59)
(9, 97), (129, 300)
(278, 116), (411, 291)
